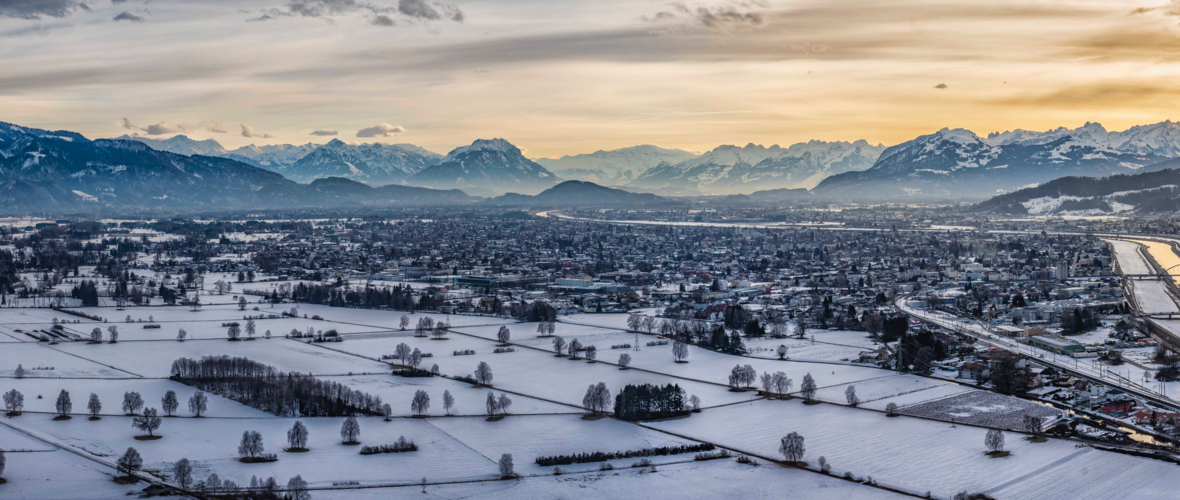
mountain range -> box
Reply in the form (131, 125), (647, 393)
(972, 162), (1180, 215)
(408, 139), (560, 197)
(630, 140), (885, 195)
(813, 125), (1176, 199)
(536, 145), (698, 186)
(0, 122), (474, 211)
(484, 180), (666, 207)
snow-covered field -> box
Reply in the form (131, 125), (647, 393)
(1130, 281), (1179, 315)
(3, 305), (1180, 499)
(1105, 239), (1153, 275)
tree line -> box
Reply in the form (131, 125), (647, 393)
(170, 355), (384, 417)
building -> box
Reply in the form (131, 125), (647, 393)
(1028, 335), (1086, 356)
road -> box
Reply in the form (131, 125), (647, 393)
(897, 297), (1180, 412)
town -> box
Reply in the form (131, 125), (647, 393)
(2, 206), (1180, 499)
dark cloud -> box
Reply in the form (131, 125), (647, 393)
(144, 121), (185, 135)
(255, 0), (463, 25)
(0, 0), (86, 20)
(136, 120), (227, 135)
(241, 123), (273, 138)
(398, 0), (438, 20)
(695, 6), (765, 30)
(357, 122), (405, 137)
(112, 11), (143, 22)
(310, 129), (338, 136)
(120, 117), (138, 130)
(934, 83), (947, 89)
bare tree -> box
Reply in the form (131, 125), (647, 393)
(498, 453), (515, 478)
(432, 323), (447, 339)
(627, 314), (643, 332)
(618, 353), (632, 369)
(246, 319), (256, 339)
(568, 338), (582, 360)
(227, 325), (241, 340)
(14, 364), (24, 379)
(55, 390), (72, 418)
(498, 326), (511, 344)
(162, 391), (179, 417)
(172, 458), (193, 490)
(122, 392), (144, 415)
(779, 432), (805, 462)
(287, 475), (311, 500)
(672, 341), (689, 363)
(188, 391), (208, 417)
(409, 348), (423, 369)
(794, 317), (806, 339)
(585, 345), (597, 362)
(552, 336), (566, 356)
(845, 386), (859, 407)
(116, 447), (141, 479)
(485, 391), (499, 417)
(817, 455), (831, 473)
(394, 343), (412, 367)
(3, 389), (24, 415)
(0, 449), (5, 481)
(475, 361), (493, 385)
(800, 373), (817, 402)
(287, 421), (309, 451)
(641, 316), (657, 334)
(688, 395), (701, 411)
(133, 408), (162, 437)
(886, 402), (898, 416)
(776, 344), (788, 360)
(87, 393), (102, 419)
(773, 372), (792, 397)
(341, 416), (361, 444)
(90, 327), (103, 343)
(1023, 414), (1043, 437)
(443, 390), (455, 415)
(108, 326), (118, 343)
(760, 372), (774, 394)
(985, 429), (1005, 453)
(497, 393), (512, 414)
(411, 390), (431, 416)
(415, 317), (434, 337)
(399, 315), (410, 330)
(239, 430), (264, 459)
(177, 329), (186, 342)
(382, 403), (392, 421)
(238, 296), (248, 310)
(582, 382), (612, 413)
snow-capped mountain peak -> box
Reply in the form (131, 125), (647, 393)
(447, 138), (520, 158)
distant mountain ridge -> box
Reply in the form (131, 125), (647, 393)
(536, 145), (698, 186)
(409, 139), (560, 196)
(484, 180), (666, 206)
(813, 126), (1173, 200)
(631, 140), (885, 194)
(282, 139), (444, 185)
(973, 162), (1180, 215)
(0, 122), (475, 211)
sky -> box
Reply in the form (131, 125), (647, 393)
(2, 0), (1180, 158)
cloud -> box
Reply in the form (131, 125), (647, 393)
(112, 11), (144, 22)
(0, 0), (86, 20)
(120, 117), (138, 130)
(144, 121), (185, 135)
(695, 6), (765, 30)
(310, 129), (339, 136)
(111, 0), (127, 4)
(256, 0), (463, 25)
(241, 123), (274, 138)
(398, 0), (438, 20)
(934, 83), (948, 89)
(357, 122), (405, 137)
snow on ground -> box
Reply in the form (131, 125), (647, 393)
(0, 426), (140, 500)
(895, 390), (1064, 430)
(1130, 280), (1180, 314)
(4, 305), (1180, 499)
(1105, 239), (1153, 275)
(311, 459), (909, 500)
(648, 400), (1178, 499)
